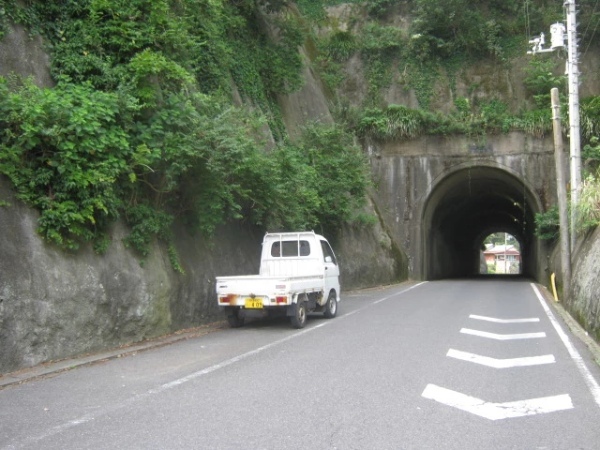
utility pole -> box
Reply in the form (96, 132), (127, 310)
(527, 0), (582, 254)
(565, 0), (582, 251)
(551, 88), (571, 297)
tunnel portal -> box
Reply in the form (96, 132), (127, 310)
(421, 165), (541, 280)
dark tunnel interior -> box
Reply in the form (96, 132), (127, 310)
(422, 166), (540, 280)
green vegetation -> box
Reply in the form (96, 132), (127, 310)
(577, 173), (600, 231)
(0, 76), (369, 260)
(0, 0), (370, 265)
(535, 206), (560, 241)
(535, 172), (600, 239)
(484, 233), (519, 248)
(535, 91), (600, 238)
(1, 0), (600, 263)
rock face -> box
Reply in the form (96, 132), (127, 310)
(567, 228), (600, 342)
(0, 176), (403, 373)
(0, 176), (255, 371)
(0, 23), (53, 87)
(0, 20), (407, 373)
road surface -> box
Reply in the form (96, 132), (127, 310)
(1, 279), (600, 449)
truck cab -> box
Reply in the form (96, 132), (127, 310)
(216, 231), (340, 328)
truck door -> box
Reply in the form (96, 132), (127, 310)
(319, 239), (340, 300)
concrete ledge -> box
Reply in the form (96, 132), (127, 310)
(0, 322), (226, 389)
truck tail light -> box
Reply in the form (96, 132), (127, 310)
(220, 294), (237, 304)
(275, 296), (288, 304)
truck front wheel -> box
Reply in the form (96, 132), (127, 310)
(291, 301), (307, 329)
(324, 291), (338, 319)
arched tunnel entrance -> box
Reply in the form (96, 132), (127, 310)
(421, 165), (542, 280)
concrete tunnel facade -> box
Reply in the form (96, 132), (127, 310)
(420, 164), (543, 280)
(370, 132), (555, 283)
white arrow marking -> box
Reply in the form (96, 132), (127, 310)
(461, 328), (546, 340)
(447, 349), (555, 368)
(422, 384), (573, 420)
(469, 314), (540, 324)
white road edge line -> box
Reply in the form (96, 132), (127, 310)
(422, 383), (573, 420)
(530, 283), (600, 408)
(373, 282), (427, 304)
(460, 328), (546, 340)
(469, 314), (540, 323)
(447, 348), (555, 368)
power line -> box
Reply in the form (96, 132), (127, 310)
(581, 0), (600, 58)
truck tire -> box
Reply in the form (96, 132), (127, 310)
(324, 291), (338, 319)
(226, 310), (245, 328)
(291, 300), (307, 329)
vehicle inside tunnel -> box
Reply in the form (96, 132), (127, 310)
(421, 165), (542, 280)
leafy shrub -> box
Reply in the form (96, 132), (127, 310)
(513, 109), (552, 138)
(581, 96), (600, 142)
(356, 104), (466, 140)
(523, 58), (565, 108)
(0, 79), (136, 249)
(0, 76), (371, 258)
(534, 206), (560, 241)
(365, 0), (396, 18)
(325, 31), (357, 62)
(297, 123), (371, 231)
(576, 172), (600, 232)
(583, 137), (600, 172)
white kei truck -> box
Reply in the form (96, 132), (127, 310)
(216, 231), (341, 329)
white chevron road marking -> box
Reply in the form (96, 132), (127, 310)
(447, 349), (555, 368)
(460, 328), (546, 340)
(422, 384), (573, 420)
(469, 314), (540, 324)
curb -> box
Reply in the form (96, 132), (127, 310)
(0, 322), (226, 389)
(537, 284), (600, 367)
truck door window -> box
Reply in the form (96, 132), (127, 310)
(320, 240), (338, 265)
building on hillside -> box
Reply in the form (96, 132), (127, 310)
(483, 244), (521, 274)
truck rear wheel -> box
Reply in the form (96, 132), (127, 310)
(324, 291), (338, 318)
(226, 309), (245, 328)
(291, 300), (307, 329)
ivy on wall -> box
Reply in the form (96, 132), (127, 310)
(0, 0), (371, 268)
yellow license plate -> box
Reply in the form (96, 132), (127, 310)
(245, 298), (263, 309)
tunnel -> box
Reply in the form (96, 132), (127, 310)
(421, 165), (542, 280)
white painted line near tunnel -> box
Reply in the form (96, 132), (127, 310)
(461, 328), (546, 340)
(422, 384), (573, 420)
(447, 349), (555, 368)
(372, 282), (427, 305)
(469, 314), (540, 324)
(530, 283), (600, 408)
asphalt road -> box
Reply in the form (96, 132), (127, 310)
(2, 279), (600, 449)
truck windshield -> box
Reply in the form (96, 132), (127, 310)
(271, 240), (311, 257)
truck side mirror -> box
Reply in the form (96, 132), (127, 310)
(325, 256), (332, 263)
